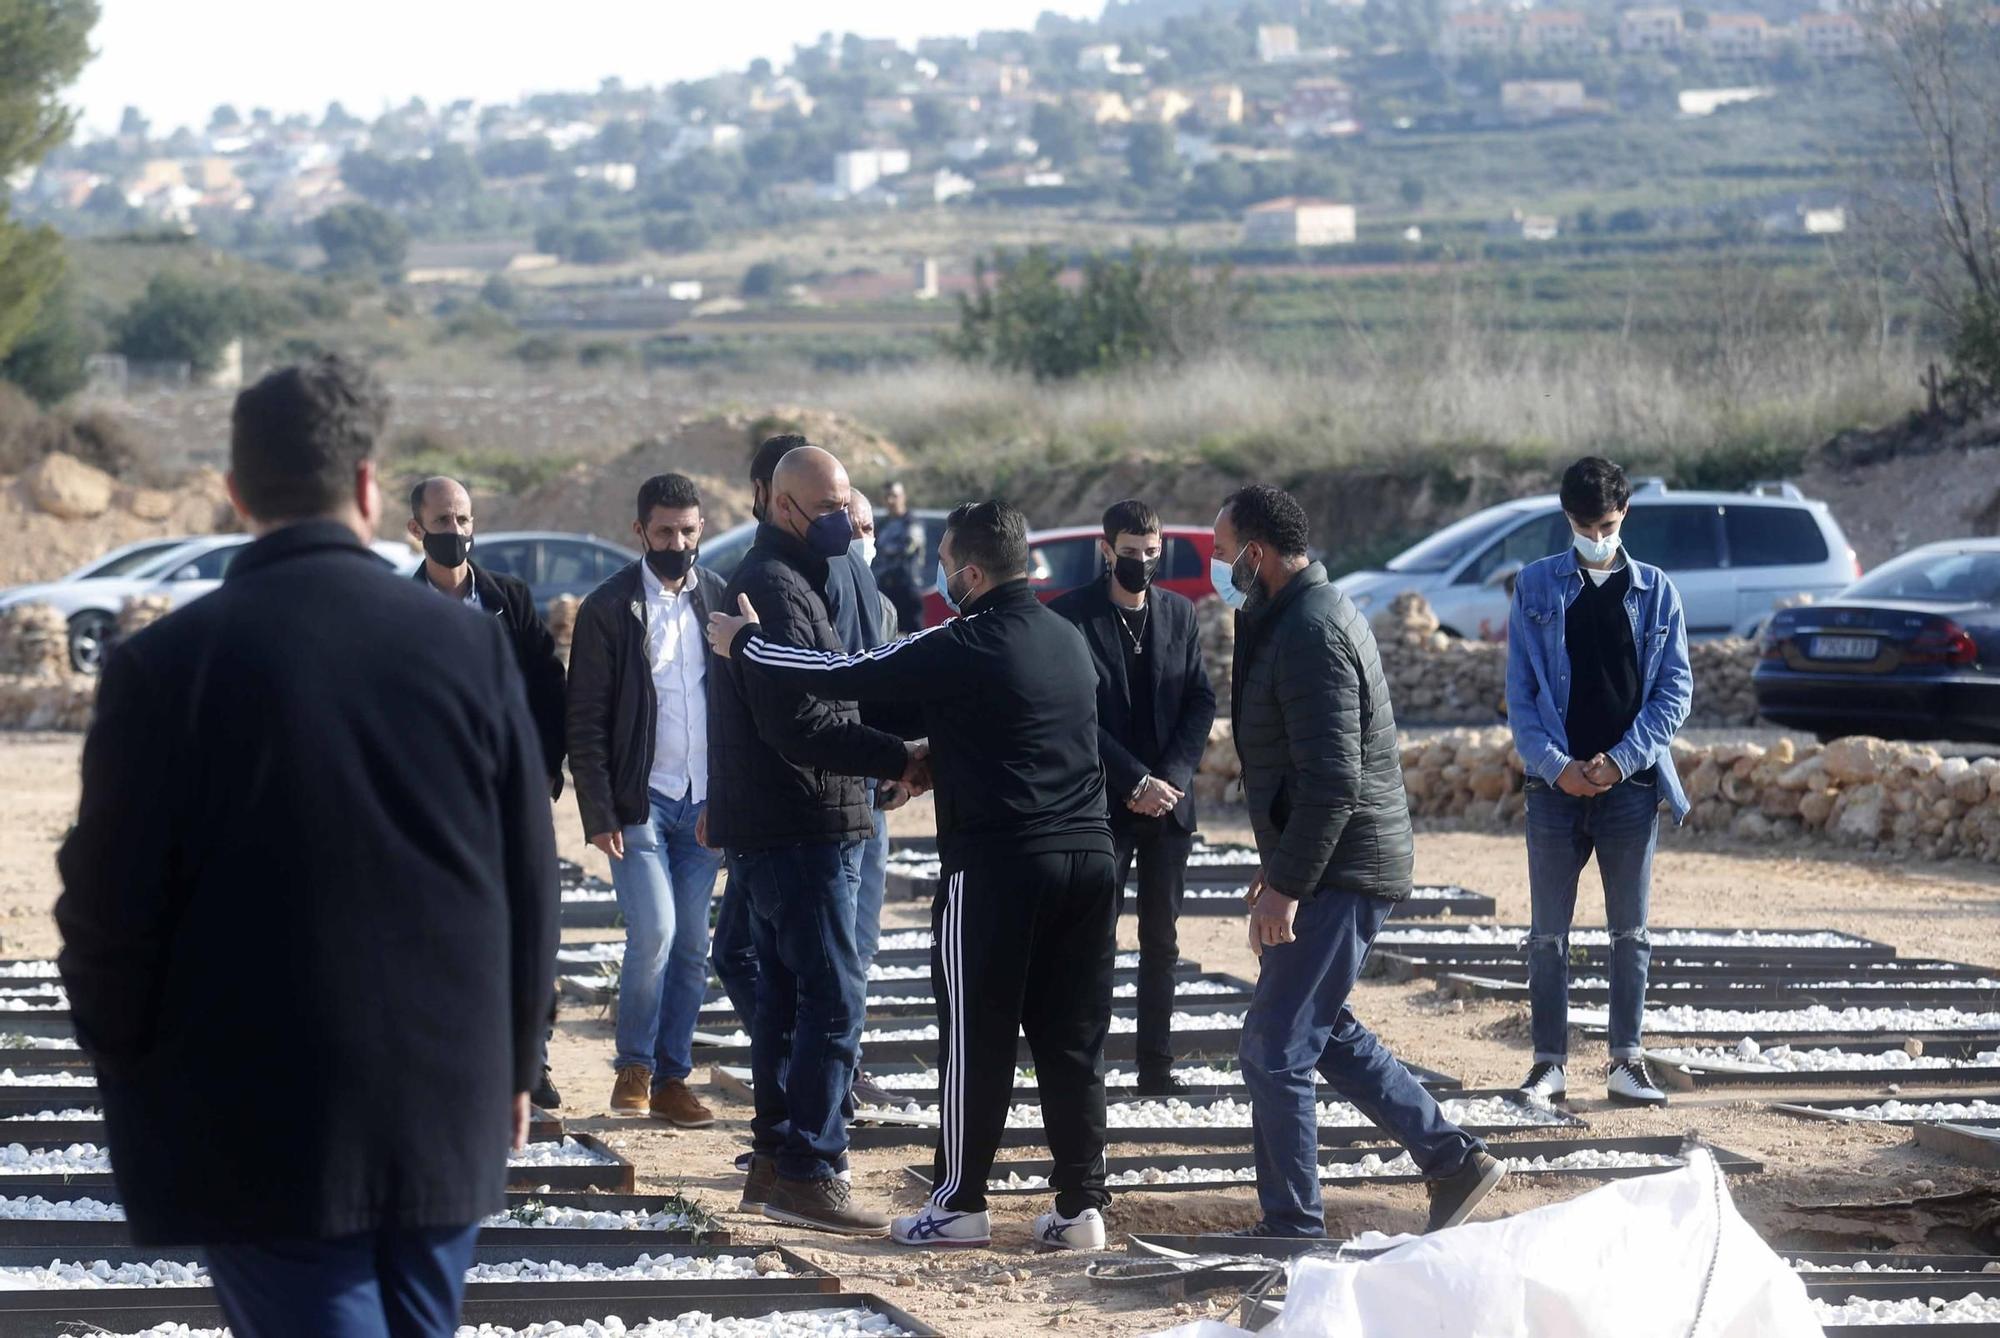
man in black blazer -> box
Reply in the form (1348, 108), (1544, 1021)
(56, 356), (559, 1337)
(1051, 499), (1216, 1095)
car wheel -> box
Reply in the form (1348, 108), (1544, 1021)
(67, 609), (117, 675)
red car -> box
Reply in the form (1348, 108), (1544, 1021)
(921, 523), (1217, 626)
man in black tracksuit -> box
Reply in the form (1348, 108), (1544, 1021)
(708, 500), (1118, 1253)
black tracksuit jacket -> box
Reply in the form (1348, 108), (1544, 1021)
(728, 578), (1112, 869)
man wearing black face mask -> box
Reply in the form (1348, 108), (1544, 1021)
(1051, 500), (1215, 1094)
(567, 473), (725, 1128)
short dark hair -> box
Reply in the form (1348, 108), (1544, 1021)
(230, 356), (388, 522)
(946, 500), (1029, 579)
(637, 473), (701, 522)
(407, 476), (460, 520)
(1559, 456), (1632, 521)
(1102, 499), (1161, 544)
(751, 433), (809, 487)
(1222, 485), (1310, 558)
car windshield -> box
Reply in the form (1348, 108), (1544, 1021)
(1385, 510), (1519, 574)
(65, 541), (188, 581)
(1845, 549), (2000, 605)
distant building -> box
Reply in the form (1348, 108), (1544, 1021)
(1281, 78), (1359, 139)
(1518, 10), (1596, 56)
(1796, 13), (1867, 58)
(574, 162), (638, 192)
(947, 135), (992, 162)
(1076, 43), (1141, 75)
(1195, 83), (1246, 126)
(1242, 197), (1357, 247)
(965, 58), (1032, 96)
(833, 148), (913, 195)
(926, 168), (976, 204)
(864, 96), (916, 129)
(1678, 86), (1774, 116)
(1501, 80), (1589, 120)
(1257, 24), (1301, 62)
(1441, 12), (1511, 59)
(1075, 90), (1133, 124)
(666, 280), (704, 301)
(1494, 209), (1560, 241)
(1133, 88), (1194, 124)
(1704, 14), (1774, 59)
(917, 36), (970, 61)
(1619, 7), (1685, 53)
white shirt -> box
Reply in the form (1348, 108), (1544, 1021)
(642, 561), (708, 803)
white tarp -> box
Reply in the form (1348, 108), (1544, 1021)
(1147, 1150), (1823, 1338)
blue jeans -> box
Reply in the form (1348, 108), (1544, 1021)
(611, 789), (723, 1081)
(206, 1225), (479, 1338)
(711, 855), (760, 1029)
(735, 839), (866, 1180)
(1525, 775), (1660, 1062)
(1239, 888), (1482, 1237)
(856, 794), (888, 975)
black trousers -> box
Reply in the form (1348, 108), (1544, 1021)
(881, 581), (925, 635)
(928, 849), (1117, 1216)
(1115, 819), (1194, 1078)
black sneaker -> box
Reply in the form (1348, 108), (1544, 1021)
(761, 1173), (891, 1237)
(1425, 1151), (1505, 1232)
(1135, 1070), (1192, 1098)
(851, 1071), (898, 1108)
(531, 1067), (561, 1110)
(1607, 1057), (1668, 1106)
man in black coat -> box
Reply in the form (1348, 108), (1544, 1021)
(1051, 499), (1215, 1095)
(55, 356), (560, 1338)
(1214, 484), (1498, 1242)
(408, 474), (567, 1111)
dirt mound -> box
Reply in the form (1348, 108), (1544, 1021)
(0, 461), (236, 588)
(483, 407), (906, 537)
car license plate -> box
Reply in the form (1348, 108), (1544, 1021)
(1809, 635), (1878, 661)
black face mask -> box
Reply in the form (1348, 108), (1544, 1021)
(423, 530), (471, 567)
(1112, 554), (1158, 595)
(645, 546), (696, 582)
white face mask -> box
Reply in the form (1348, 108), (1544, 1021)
(1572, 529), (1621, 565)
(857, 535), (877, 566)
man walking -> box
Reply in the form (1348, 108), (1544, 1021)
(1215, 484), (1501, 1239)
(567, 474), (724, 1127)
(57, 356), (558, 1336)
(871, 480), (927, 633)
(707, 443), (927, 1236)
(709, 500), (1119, 1253)
(1052, 500), (1215, 1096)
(409, 475), (568, 1109)
(1507, 456), (1692, 1107)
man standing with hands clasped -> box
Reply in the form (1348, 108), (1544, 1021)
(1506, 457), (1692, 1107)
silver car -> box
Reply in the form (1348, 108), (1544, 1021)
(1334, 481), (1861, 641)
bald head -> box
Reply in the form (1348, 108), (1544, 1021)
(772, 445), (854, 554)
(409, 476), (470, 524)
(408, 475), (475, 574)
(848, 488), (875, 538)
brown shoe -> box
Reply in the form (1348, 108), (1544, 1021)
(650, 1078), (715, 1128)
(739, 1152), (779, 1210)
(761, 1173), (891, 1237)
(609, 1064), (650, 1113)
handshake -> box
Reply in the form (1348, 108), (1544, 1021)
(878, 740), (933, 814)
(1556, 753), (1624, 797)
(1127, 775), (1182, 818)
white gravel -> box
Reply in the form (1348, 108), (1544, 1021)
(507, 1139), (620, 1169)
(856, 1011), (1247, 1044)
(1812, 1293), (2000, 1325)
(0, 1193), (125, 1221)
(0, 1035), (79, 1051)
(0, 1143), (111, 1174)
(0, 1257), (205, 1289)
(461, 1253), (787, 1284)
(0, 984), (65, 998)
(707, 980), (1242, 1013)
(1580, 1004), (2000, 1034)
(1818, 1099), (2000, 1122)
(482, 1203), (710, 1233)
(1378, 926), (1873, 949)
(449, 1310), (916, 1336)
(1564, 977), (2000, 993)
(867, 1064), (1250, 1092)
(993, 1147), (1679, 1191)
(560, 889), (618, 904)
(1652, 1041), (2000, 1073)
(0, 998), (63, 1013)
(0, 1109), (98, 1121)
(0, 1069), (94, 1087)
(863, 1094), (1568, 1131)
(556, 944), (623, 965)
(0, 963), (59, 979)
(1789, 1258), (1998, 1275)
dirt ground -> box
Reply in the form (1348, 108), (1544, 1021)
(6, 732), (2000, 1334)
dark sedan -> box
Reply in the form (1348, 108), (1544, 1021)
(1754, 540), (2000, 743)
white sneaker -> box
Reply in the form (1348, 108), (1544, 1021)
(1519, 1062), (1566, 1103)
(890, 1202), (992, 1248)
(1607, 1057), (1667, 1106)
(1033, 1205), (1107, 1252)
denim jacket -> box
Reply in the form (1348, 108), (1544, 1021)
(1506, 547), (1693, 822)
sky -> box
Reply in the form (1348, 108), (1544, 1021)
(72, 0), (1104, 137)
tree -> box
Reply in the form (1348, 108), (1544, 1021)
(479, 136), (557, 178)
(1, 280), (92, 405)
(313, 203), (409, 279)
(1399, 177), (1426, 208)
(0, 0), (96, 366)
(113, 273), (242, 376)
(209, 103), (242, 131)
(1031, 101), (1086, 167)
(912, 97), (958, 145)
(117, 105), (148, 139)
(642, 213), (710, 253)
(1125, 123), (1178, 190)
(741, 260), (791, 298)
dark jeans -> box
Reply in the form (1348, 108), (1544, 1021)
(1525, 775), (1660, 1062)
(735, 839), (866, 1181)
(710, 856), (760, 1033)
(1239, 888), (1482, 1237)
(1114, 818), (1193, 1078)
(206, 1225), (480, 1338)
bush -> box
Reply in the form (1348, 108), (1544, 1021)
(313, 203), (410, 279)
(642, 213), (710, 253)
(578, 340), (635, 368)
(0, 382), (147, 478)
(113, 273), (242, 376)
(741, 260), (790, 299)
(513, 334), (568, 365)
(1, 285), (94, 406)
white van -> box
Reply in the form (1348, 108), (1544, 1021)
(1334, 481), (1861, 641)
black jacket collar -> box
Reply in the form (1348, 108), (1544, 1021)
(409, 560), (487, 601)
(961, 577), (1038, 617)
(753, 521), (830, 587)
(1242, 561), (1327, 627)
(227, 520), (379, 581)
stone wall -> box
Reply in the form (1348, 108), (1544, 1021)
(0, 604), (94, 730)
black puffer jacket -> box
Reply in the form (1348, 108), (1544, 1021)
(1230, 563), (1415, 902)
(707, 524), (911, 851)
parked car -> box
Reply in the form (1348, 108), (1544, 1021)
(0, 534), (418, 673)
(466, 531), (636, 611)
(1333, 481), (1861, 641)
(1753, 539), (2000, 743)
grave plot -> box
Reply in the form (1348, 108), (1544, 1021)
(0, 965), (57, 982)
(1577, 1004), (2000, 1042)
(26, 1292), (939, 1338)
(507, 1135), (635, 1193)
(0, 1142), (113, 1188)
(918, 1136), (1762, 1197)
(1368, 950), (1974, 986)
(1807, 1276), (2000, 1334)
(1443, 972), (2000, 1010)
(1645, 1039), (2000, 1091)
(1787, 1251), (2000, 1284)
(691, 1003), (1259, 1066)
(843, 1089), (1584, 1150)
(0, 1108), (101, 1145)
(711, 1058), (1461, 1105)
(1774, 1095), (2000, 1128)
(1371, 925), (1897, 961)
(689, 972), (1258, 1023)
(0, 1036), (85, 1070)
(1914, 1122), (2000, 1170)
(1167, 883), (1495, 920)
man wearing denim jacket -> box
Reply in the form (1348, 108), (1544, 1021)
(1506, 457), (1693, 1107)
